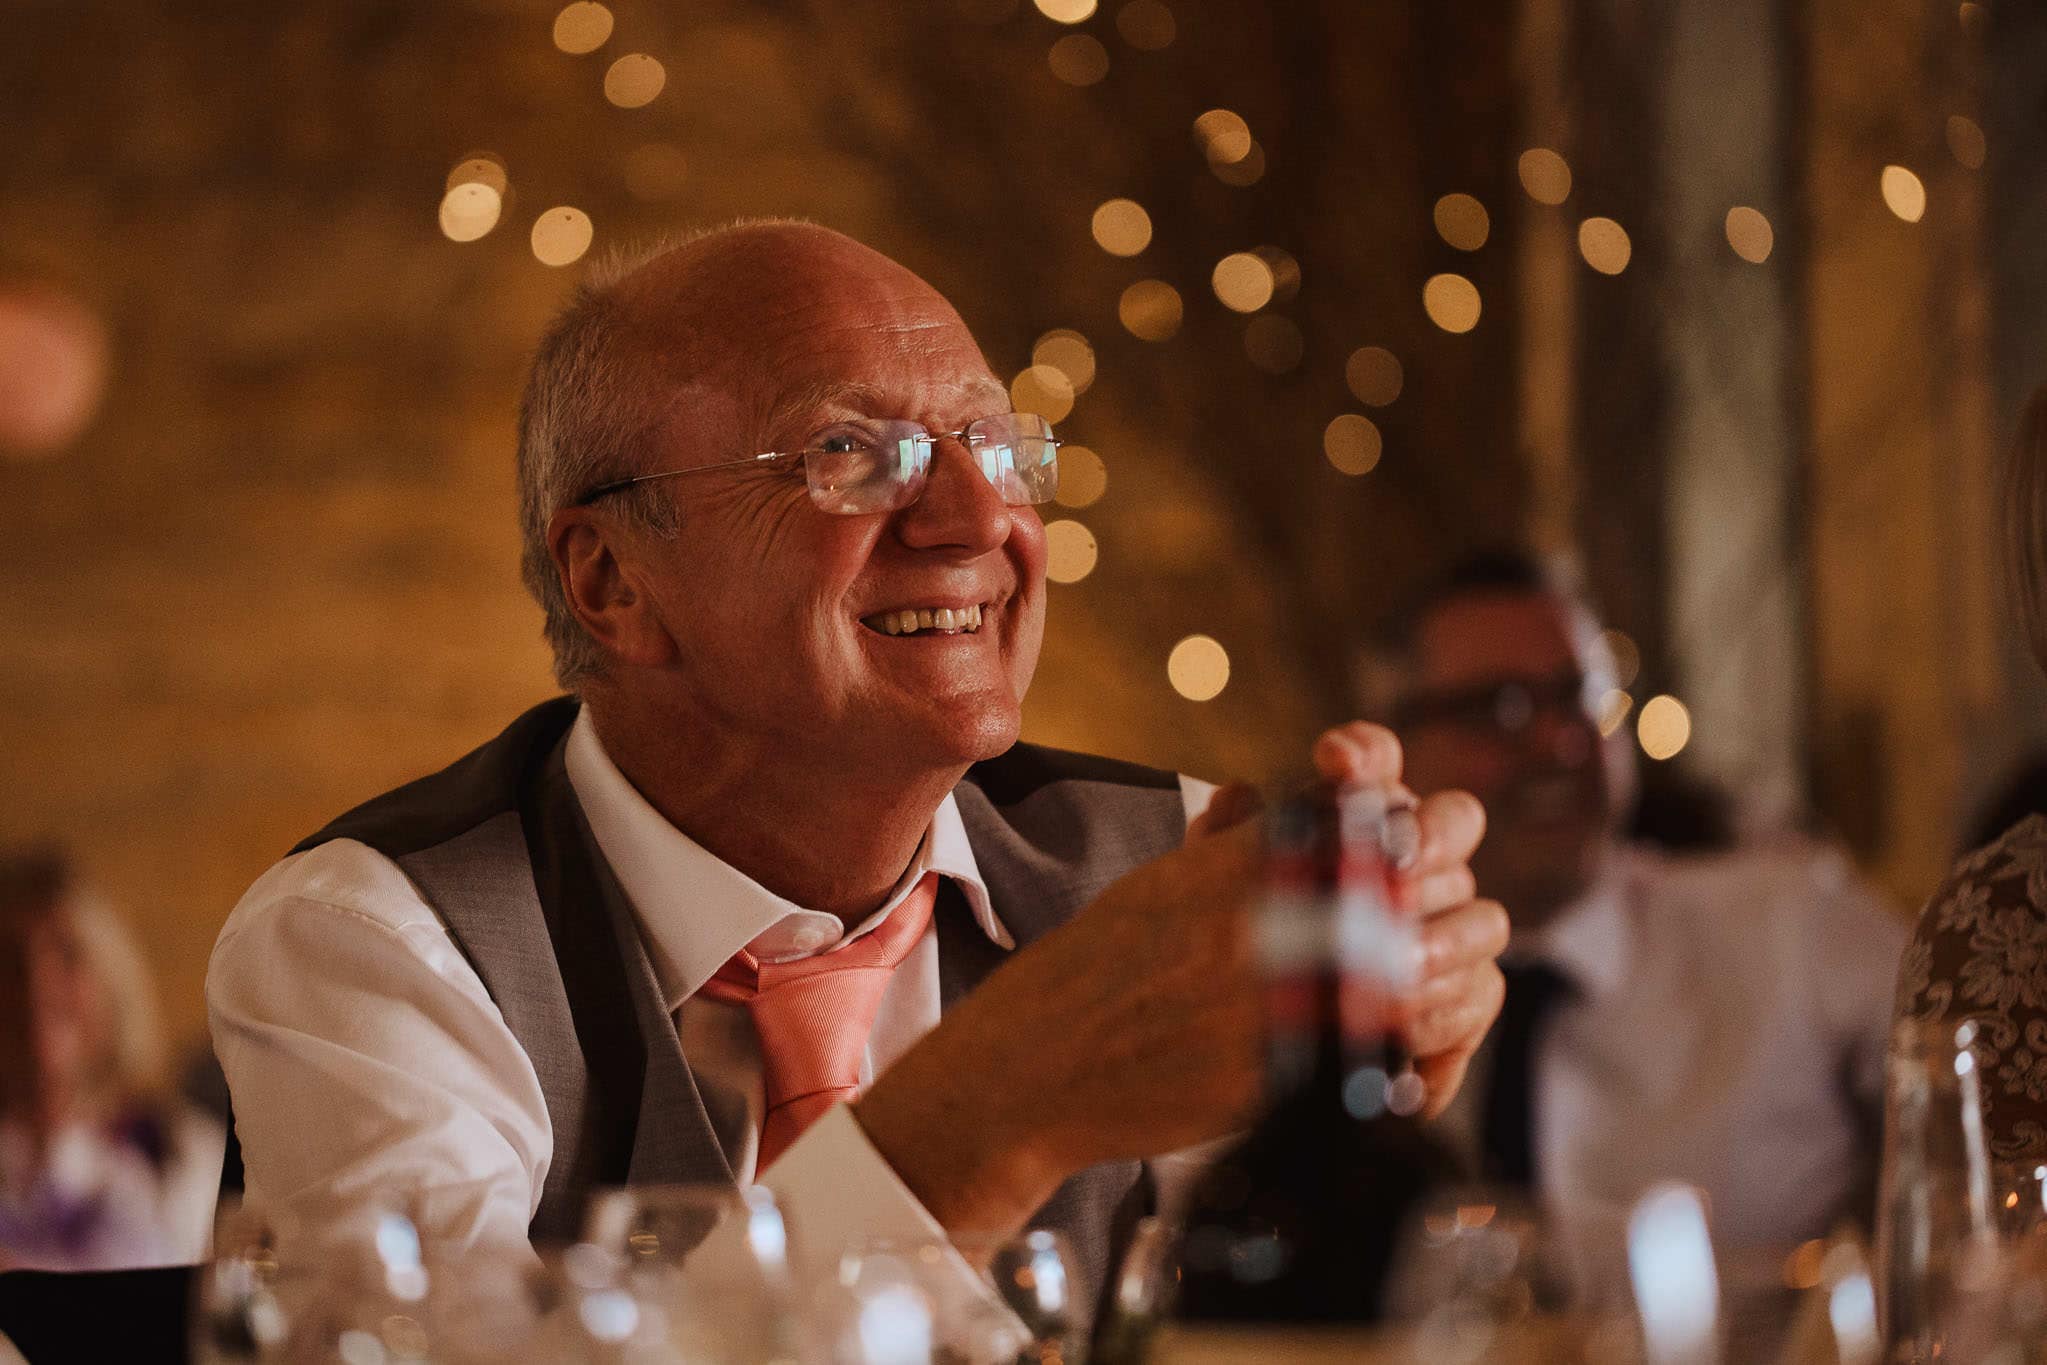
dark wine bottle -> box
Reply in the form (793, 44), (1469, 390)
(1169, 781), (1465, 1329)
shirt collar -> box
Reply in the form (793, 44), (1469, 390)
(563, 707), (1010, 1014)
(1506, 846), (1636, 1002)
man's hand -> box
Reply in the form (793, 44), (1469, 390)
(855, 721), (1503, 1237)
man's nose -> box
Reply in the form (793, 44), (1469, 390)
(896, 436), (1013, 554)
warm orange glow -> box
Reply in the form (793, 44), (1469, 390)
(532, 207), (594, 266)
(439, 183), (503, 242)
(445, 155), (509, 196)
(1168, 636), (1230, 701)
(1211, 252), (1275, 313)
(1010, 365), (1076, 424)
(553, 2), (614, 54)
(1422, 274), (1482, 333)
(1724, 207), (1773, 263)
(0, 287), (107, 459)
(1433, 193), (1491, 251)
(604, 54), (666, 108)
(1211, 142), (1265, 186)
(1054, 445), (1107, 508)
(1947, 115), (1987, 170)
(1034, 0), (1097, 22)
(1044, 519), (1099, 583)
(1116, 0), (1176, 49)
(1881, 165), (1927, 223)
(1091, 199), (1152, 256)
(1048, 34), (1109, 85)
(1597, 690), (1634, 738)
(1578, 217), (1632, 274)
(1323, 414), (1382, 475)
(1119, 280), (1182, 341)
(1255, 246), (1301, 302)
(1243, 316), (1303, 374)
(1193, 109), (1252, 165)
(1638, 695), (1692, 760)
(1032, 329), (1096, 394)
(1345, 347), (1403, 407)
(1601, 628), (1641, 689)
(1518, 148), (1572, 205)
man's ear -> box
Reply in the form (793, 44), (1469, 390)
(547, 507), (681, 669)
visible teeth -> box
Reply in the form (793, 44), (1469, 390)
(867, 604), (988, 635)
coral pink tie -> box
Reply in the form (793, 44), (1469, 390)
(698, 872), (940, 1171)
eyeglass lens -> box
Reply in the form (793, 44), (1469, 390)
(806, 413), (1058, 515)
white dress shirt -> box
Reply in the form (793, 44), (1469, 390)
(1433, 837), (1904, 1277)
(208, 709), (1213, 1297)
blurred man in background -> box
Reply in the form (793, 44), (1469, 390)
(1364, 550), (1903, 1289)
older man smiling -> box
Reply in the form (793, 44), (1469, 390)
(206, 222), (1506, 1324)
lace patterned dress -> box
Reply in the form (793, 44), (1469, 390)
(1897, 814), (2047, 1161)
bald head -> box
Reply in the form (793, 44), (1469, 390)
(517, 221), (1000, 687)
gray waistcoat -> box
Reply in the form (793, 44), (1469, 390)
(280, 697), (1187, 1324)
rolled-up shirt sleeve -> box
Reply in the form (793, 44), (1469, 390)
(206, 840), (551, 1251)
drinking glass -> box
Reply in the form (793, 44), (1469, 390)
(1875, 1018), (1999, 1363)
(190, 1200), (290, 1364)
(1093, 1216), (1176, 1365)
(581, 1183), (800, 1364)
(836, 1230), (1084, 1365)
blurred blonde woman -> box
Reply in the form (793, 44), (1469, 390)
(1898, 387), (2047, 1159)
(0, 849), (222, 1269)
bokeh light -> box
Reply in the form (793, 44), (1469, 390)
(1323, 414), (1383, 475)
(1518, 148), (1573, 205)
(1212, 252), (1275, 313)
(532, 207), (594, 267)
(1044, 519), (1099, 583)
(1423, 274), (1482, 333)
(1168, 635), (1231, 701)
(1255, 246), (1302, 302)
(1433, 193), (1491, 251)
(1960, 1), (1986, 38)
(624, 143), (688, 201)
(1601, 628), (1642, 690)
(1054, 445), (1107, 507)
(1244, 316), (1304, 374)
(604, 54), (666, 108)
(1881, 165), (1927, 222)
(1724, 207), (1774, 263)
(1597, 690), (1635, 738)
(1193, 109), (1253, 164)
(553, 3), (613, 55)
(1034, 0), (1097, 22)
(1578, 217), (1633, 274)
(1032, 329), (1096, 394)
(1119, 280), (1183, 341)
(1010, 364), (1077, 423)
(1091, 198), (1152, 256)
(1210, 141), (1266, 187)
(1048, 34), (1109, 84)
(0, 286), (107, 459)
(444, 155), (508, 196)
(1116, 0), (1176, 49)
(1947, 115), (1987, 170)
(1345, 346), (1403, 407)
(1638, 695), (1692, 760)
(439, 182), (503, 242)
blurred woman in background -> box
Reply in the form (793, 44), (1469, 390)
(0, 849), (221, 1269)
(1898, 387), (2047, 1159)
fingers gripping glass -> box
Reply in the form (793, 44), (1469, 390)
(573, 412), (1061, 516)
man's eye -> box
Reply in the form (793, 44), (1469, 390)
(814, 429), (874, 456)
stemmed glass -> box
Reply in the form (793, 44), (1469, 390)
(834, 1228), (1085, 1365)
(581, 1183), (801, 1364)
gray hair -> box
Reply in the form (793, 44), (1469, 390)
(515, 220), (813, 690)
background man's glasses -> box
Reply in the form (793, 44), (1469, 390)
(1394, 669), (1596, 738)
(574, 412), (1060, 516)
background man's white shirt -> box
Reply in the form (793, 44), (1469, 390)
(208, 708), (1214, 1293)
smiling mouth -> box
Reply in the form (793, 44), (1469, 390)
(860, 603), (987, 637)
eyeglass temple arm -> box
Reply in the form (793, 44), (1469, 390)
(574, 452), (790, 506)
